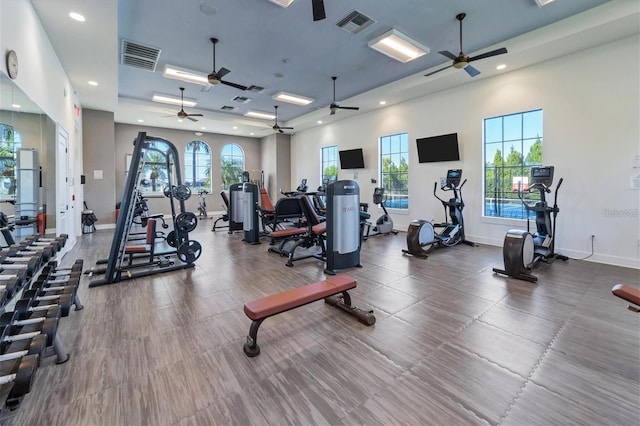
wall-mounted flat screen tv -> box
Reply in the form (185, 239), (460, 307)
(416, 133), (460, 163)
(339, 148), (365, 169)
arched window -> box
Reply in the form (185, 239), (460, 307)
(221, 143), (244, 190)
(0, 123), (21, 198)
(185, 140), (211, 191)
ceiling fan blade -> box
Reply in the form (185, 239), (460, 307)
(278, 129), (284, 134)
(312, 0), (326, 21)
(220, 80), (248, 91)
(187, 113), (204, 117)
(425, 64), (454, 77)
(215, 67), (231, 79)
(338, 106), (359, 111)
(464, 64), (480, 77)
(330, 109), (336, 116)
(469, 47), (507, 62)
(186, 116), (198, 122)
(438, 50), (458, 61)
(279, 126), (294, 130)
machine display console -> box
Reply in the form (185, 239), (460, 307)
(530, 166), (554, 187)
(445, 169), (462, 187)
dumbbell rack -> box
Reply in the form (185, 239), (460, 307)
(89, 132), (200, 287)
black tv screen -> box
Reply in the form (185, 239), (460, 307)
(416, 133), (460, 163)
(339, 148), (365, 169)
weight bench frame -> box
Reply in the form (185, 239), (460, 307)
(242, 275), (375, 357)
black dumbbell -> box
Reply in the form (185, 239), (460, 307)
(0, 255), (39, 276)
(0, 312), (68, 364)
(0, 276), (20, 298)
(0, 354), (39, 399)
(18, 291), (75, 317)
(0, 334), (46, 359)
(23, 236), (65, 252)
(13, 300), (61, 322)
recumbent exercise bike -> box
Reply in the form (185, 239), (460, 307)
(493, 166), (568, 282)
(403, 169), (475, 258)
(364, 187), (398, 239)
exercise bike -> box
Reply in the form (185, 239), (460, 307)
(403, 169), (475, 258)
(364, 187), (398, 239)
(493, 166), (568, 283)
(197, 189), (209, 219)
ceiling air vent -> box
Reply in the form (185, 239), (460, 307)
(247, 85), (264, 93)
(336, 10), (376, 35)
(231, 95), (251, 104)
(221, 105), (236, 111)
(121, 39), (161, 72)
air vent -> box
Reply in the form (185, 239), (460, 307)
(231, 95), (251, 104)
(221, 105), (236, 111)
(247, 85), (264, 93)
(336, 10), (376, 35)
(121, 39), (161, 72)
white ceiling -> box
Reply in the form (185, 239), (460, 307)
(28, 0), (638, 138)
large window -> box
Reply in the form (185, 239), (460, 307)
(221, 143), (244, 190)
(184, 140), (211, 191)
(139, 140), (170, 193)
(0, 123), (20, 198)
(484, 109), (543, 219)
(379, 132), (409, 210)
(321, 145), (338, 184)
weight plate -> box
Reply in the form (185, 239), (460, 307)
(162, 185), (174, 198)
(176, 240), (202, 264)
(175, 212), (198, 233)
(166, 230), (177, 247)
(174, 185), (192, 201)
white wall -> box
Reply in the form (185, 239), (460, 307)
(291, 35), (640, 269)
(0, 0), (81, 244)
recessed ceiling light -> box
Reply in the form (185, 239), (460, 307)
(245, 110), (276, 120)
(534, 0), (554, 6)
(11, 104), (21, 109)
(152, 93), (197, 107)
(200, 126), (206, 130)
(496, 64), (507, 70)
(88, 81), (98, 86)
(379, 101), (387, 105)
(269, 0), (295, 8)
(177, 119), (184, 122)
(233, 126), (238, 129)
(250, 132), (255, 136)
(137, 119), (144, 123)
(317, 120), (323, 124)
(195, 131), (204, 136)
(69, 12), (85, 22)
(273, 91), (314, 106)
(368, 28), (429, 63)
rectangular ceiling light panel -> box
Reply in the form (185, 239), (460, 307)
(163, 65), (209, 86)
(152, 94), (197, 107)
(273, 92), (314, 106)
(269, 0), (294, 8)
(368, 28), (429, 63)
(534, 0), (554, 6)
(245, 110), (276, 120)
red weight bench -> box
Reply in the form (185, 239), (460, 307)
(611, 284), (640, 313)
(123, 219), (157, 265)
(243, 275), (375, 357)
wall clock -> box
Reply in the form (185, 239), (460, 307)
(6, 50), (18, 79)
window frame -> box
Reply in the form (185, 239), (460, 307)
(220, 143), (245, 191)
(184, 140), (212, 192)
(320, 145), (338, 185)
(483, 109), (543, 220)
(379, 132), (409, 211)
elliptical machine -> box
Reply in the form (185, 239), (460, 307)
(493, 166), (568, 282)
(403, 169), (475, 258)
(364, 187), (398, 239)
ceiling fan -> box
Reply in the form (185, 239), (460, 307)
(329, 76), (360, 115)
(425, 13), (507, 78)
(167, 87), (203, 122)
(207, 38), (248, 90)
(272, 105), (293, 133)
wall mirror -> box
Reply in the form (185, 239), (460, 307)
(0, 73), (56, 239)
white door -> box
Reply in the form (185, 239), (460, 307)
(56, 126), (70, 248)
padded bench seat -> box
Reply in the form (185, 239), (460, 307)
(612, 284), (640, 312)
(243, 275), (374, 357)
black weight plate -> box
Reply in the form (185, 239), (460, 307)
(174, 185), (192, 201)
(176, 240), (202, 264)
(166, 231), (177, 247)
(175, 212), (198, 233)
(162, 185), (174, 198)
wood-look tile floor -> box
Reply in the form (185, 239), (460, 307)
(3, 220), (639, 425)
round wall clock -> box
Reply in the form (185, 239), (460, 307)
(6, 50), (18, 79)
